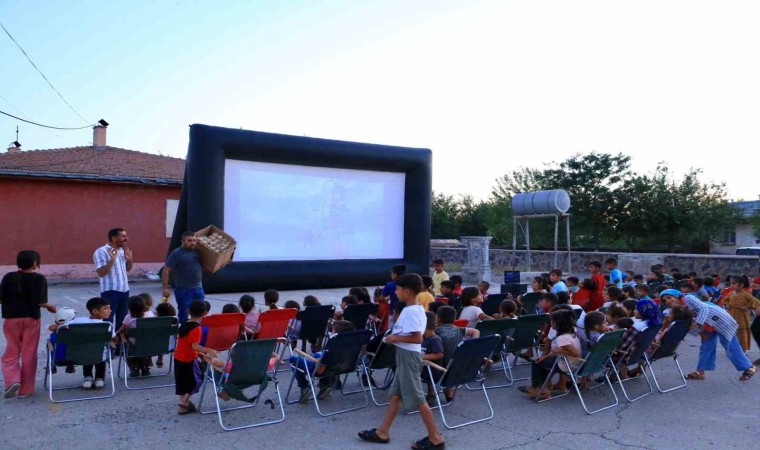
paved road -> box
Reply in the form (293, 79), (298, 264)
(1, 282), (758, 450)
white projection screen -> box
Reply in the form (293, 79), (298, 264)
(224, 159), (406, 261)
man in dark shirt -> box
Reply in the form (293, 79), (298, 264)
(162, 231), (204, 322)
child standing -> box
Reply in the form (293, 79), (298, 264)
(431, 259), (449, 296)
(358, 274), (445, 449)
(587, 261), (606, 311)
(382, 264), (406, 309)
(174, 300), (218, 415)
(549, 269), (568, 293)
(724, 276), (760, 352)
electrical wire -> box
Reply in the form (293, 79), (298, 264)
(0, 21), (90, 125)
(0, 109), (92, 130)
(0, 92), (67, 139)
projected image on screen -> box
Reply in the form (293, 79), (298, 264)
(225, 160), (406, 261)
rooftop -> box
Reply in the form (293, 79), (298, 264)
(0, 146), (185, 185)
(731, 200), (760, 218)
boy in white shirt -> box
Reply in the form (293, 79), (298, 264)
(358, 274), (445, 449)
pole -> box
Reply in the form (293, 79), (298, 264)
(512, 216), (517, 270)
(566, 214), (571, 274)
(554, 214), (559, 269)
(526, 218), (531, 272)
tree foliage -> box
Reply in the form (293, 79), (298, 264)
(431, 152), (742, 252)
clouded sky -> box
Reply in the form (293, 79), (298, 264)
(1, 0), (758, 201)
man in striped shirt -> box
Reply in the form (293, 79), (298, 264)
(93, 227), (133, 330)
(660, 289), (755, 381)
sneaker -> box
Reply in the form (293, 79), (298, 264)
(94, 378), (104, 389)
(4, 383), (21, 399)
(317, 385), (333, 400)
(141, 368), (151, 377)
(298, 388), (311, 404)
(82, 377), (93, 389)
(65, 364), (76, 374)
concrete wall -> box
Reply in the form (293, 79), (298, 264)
(431, 247), (759, 277)
(0, 177), (180, 265)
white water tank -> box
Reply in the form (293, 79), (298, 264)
(511, 189), (571, 215)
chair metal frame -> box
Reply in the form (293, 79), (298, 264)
(642, 319), (692, 394)
(45, 322), (116, 403)
(285, 329), (372, 417)
(197, 339), (285, 431)
(537, 329), (626, 415)
(117, 316), (179, 390)
(501, 314), (551, 384)
(349, 330), (397, 406)
(611, 326), (659, 402)
(342, 303), (380, 334)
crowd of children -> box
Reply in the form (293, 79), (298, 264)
(8, 254), (760, 449)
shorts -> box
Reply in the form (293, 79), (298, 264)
(389, 347), (426, 410)
(174, 359), (202, 396)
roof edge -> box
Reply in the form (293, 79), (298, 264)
(0, 169), (182, 186)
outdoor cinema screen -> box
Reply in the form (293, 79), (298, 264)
(170, 124), (431, 293)
(224, 160), (406, 261)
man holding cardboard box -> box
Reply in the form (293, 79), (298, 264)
(162, 231), (204, 322)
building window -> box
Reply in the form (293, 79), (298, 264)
(722, 230), (736, 245)
(166, 199), (179, 238)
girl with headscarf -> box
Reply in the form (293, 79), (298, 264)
(614, 299), (663, 379)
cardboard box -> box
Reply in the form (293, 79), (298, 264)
(194, 225), (236, 273)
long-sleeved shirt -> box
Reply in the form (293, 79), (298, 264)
(684, 294), (738, 339)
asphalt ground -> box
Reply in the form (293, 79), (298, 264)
(1, 282), (759, 450)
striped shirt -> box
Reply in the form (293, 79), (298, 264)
(684, 294), (738, 339)
(93, 243), (129, 293)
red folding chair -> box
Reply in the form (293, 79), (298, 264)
(203, 313), (246, 352)
(453, 319), (468, 328)
(256, 308), (298, 368)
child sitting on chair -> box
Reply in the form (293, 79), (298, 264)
(239, 294), (260, 338)
(434, 305), (480, 403)
(421, 311), (444, 402)
(264, 289), (279, 310)
(458, 287), (493, 328)
(493, 299), (518, 319)
(204, 351), (280, 401)
(289, 320), (356, 403)
(154, 303), (177, 369)
(115, 295), (150, 377)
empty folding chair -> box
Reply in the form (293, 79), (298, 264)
(117, 316), (179, 390)
(287, 305), (335, 353)
(356, 330), (397, 406)
(480, 294), (509, 316)
(197, 338), (285, 431)
(612, 325), (659, 402)
(423, 334), (501, 429)
(286, 329), (372, 416)
(502, 314), (550, 383)
(643, 319), (692, 393)
(472, 318), (518, 389)
(45, 322), (115, 403)
(540, 329), (626, 415)
(343, 303), (380, 333)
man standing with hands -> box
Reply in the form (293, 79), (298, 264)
(93, 227), (132, 330)
(163, 231), (204, 322)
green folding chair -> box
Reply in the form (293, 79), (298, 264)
(117, 316), (179, 390)
(643, 319), (692, 393)
(197, 338), (285, 431)
(502, 314), (550, 383)
(45, 322), (115, 403)
(539, 329), (626, 414)
(520, 292), (542, 315)
(472, 318), (518, 389)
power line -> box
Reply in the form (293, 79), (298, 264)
(0, 92), (67, 139)
(0, 21), (90, 125)
(0, 110), (92, 130)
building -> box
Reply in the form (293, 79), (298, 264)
(710, 200), (760, 255)
(0, 125), (185, 278)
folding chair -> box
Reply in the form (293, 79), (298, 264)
(540, 329), (626, 415)
(357, 330), (397, 406)
(343, 303), (379, 333)
(423, 334), (500, 429)
(204, 313), (246, 352)
(481, 294), (509, 316)
(256, 308), (298, 363)
(612, 325), (659, 402)
(197, 339), (285, 431)
(286, 305), (335, 353)
(286, 329), (372, 416)
(117, 316), (179, 390)
(45, 323), (115, 403)
(643, 319), (692, 393)
(502, 314), (550, 383)
(472, 318), (518, 389)
(520, 292), (542, 315)
(452, 319), (468, 328)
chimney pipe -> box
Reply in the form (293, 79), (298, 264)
(93, 125), (107, 149)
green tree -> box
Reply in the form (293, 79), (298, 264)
(431, 192), (460, 239)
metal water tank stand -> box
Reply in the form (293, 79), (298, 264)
(512, 213), (571, 273)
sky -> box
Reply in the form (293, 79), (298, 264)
(1, 0), (759, 202)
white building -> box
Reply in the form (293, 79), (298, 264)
(710, 200), (760, 254)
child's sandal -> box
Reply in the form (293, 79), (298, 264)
(739, 366), (756, 381)
(685, 372), (705, 380)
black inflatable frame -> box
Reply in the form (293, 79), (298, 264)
(170, 124), (432, 293)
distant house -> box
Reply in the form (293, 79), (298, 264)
(710, 200), (760, 255)
(0, 125), (185, 278)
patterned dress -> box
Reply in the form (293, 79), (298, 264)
(724, 291), (760, 351)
